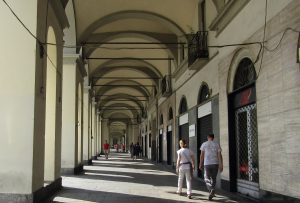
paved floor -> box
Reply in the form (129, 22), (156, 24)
(47, 153), (255, 203)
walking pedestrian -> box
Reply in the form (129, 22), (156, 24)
(176, 139), (195, 199)
(199, 133), (223, 201)
(103, 140), (110, 160)
(130, 142), (134, 159)
(133, 142), (141, 160)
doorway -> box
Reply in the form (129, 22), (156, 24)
(197, 114), (212, 178)
(167, 129), (172, 165)
(158, 132), (163, 162)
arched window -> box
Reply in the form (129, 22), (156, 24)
(160, 114), (163, 125)
(198, 83), (210, 104)
(168, 107), (173, 120)
(179, 96), (188, 114)
(233, 58), (256, 90)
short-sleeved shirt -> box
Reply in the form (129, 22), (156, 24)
(200, 140), (221, 166)
(104, 143), (110, 150)
(177, 148), (194, 170)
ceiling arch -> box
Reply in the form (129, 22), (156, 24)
(90, 59), (163, 81)
(99, 102), (140, 117)
(78, 10), (187, 44)
(98, 93), (145, 110)
(95, 79), (151, 98)
(84, 31), (178, 64)
(92, 66), (160, 86)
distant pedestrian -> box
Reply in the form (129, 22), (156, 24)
(103, 140), (110, 159)
(199, 133), (223, 201)
(176, 139), (195, 199)
(133, 142), (141, 160)
(130, 142), (134, 159)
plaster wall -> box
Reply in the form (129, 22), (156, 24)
(0, 0), (38, 194)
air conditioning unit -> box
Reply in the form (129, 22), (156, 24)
(161, 75), (172, 97)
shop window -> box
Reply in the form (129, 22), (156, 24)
(179, 97), (188, 114)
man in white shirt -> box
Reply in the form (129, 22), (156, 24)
(199, 133), (223, 201)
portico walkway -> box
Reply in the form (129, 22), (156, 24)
(47, 153), (254, 203)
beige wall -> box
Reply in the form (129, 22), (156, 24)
(0, 0), (38, 194)
(0, 0), (66, 194)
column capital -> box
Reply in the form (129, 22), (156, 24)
(63, 54), (80, 64)
(76, 57), (87, 77)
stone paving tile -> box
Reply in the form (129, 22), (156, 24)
(46, 153), (255, 203)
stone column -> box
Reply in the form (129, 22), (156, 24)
(91, 99), (97, 159)
(61, 54), (77, 174)
(82, 82), (90, 164)
(101, 119), (110, 153)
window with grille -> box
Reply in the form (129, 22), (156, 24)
(233, 58), (256, 90)
(198, 83), (210, 104)
(179, 97), (188, 114)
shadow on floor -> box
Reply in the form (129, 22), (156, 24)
(46, 187), (184, 203)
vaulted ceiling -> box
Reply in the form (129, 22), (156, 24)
(66, 0), (199, 124)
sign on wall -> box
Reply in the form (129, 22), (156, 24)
(179, 113), (188, 125)
(168, 125), (172, 132)
(198, 101), (212, 118)
(189, 124), (195, 137)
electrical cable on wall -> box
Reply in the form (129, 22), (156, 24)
(256, 0), (268, 80)
(1, 0), (299, 76)
(1, 0), (61, 77)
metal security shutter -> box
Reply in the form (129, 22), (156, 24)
(197, 114), (213, 178)
(179, 123), (189, 148)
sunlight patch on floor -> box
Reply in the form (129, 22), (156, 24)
(53, 196), (99, 203)
(84, 172), (134, 178)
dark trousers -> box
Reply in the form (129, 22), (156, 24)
(204, 164), (219, 191)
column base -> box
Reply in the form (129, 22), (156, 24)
(74, 164), (84, 175)
(0, 193), (33, 203)
(61, 164), (84, 175)
(0, 177), (62, 203)
(0, 178), (62, 203)
(82, 159), (89, 165)
(33, 177), (62, 203)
